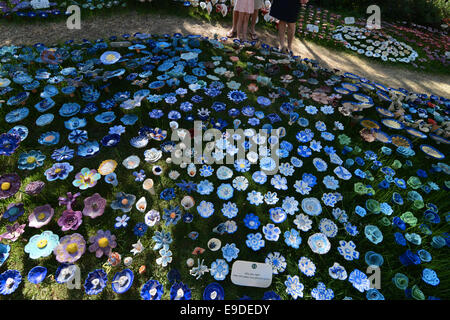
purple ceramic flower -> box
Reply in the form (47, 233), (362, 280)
(24, 180), (45, 196)
(58, 192), (80, 211)
(54, 233), (86, 263)
(28, 204), (54, 228)
(0, 223), (26, 242)
(57, 209), (83, 231)
(0, 173), (21, 200)
(89, 230), (117, 258)
(82, 193), (106, 219)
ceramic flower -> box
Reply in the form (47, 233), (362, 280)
(28, 204), (54, 228)
(0, 223), (26, 242)
(84, 269), (108, 295)
(72, 168), (101, 190)
(0, 270), (22, 295)
(53, 233), (86, 263)
(44, 162), (74, 181)
(17, 150), (46, 170)
(2, 203), (24, 222)
(141, 279), (164, 300)
(24, 231), (60, 260)
(0, 173), (21, 199)
(57, 209), (83, 231)
(88, 230), (117, 258)
(110, 192), (136, 213)
(82, 193), (106, 219)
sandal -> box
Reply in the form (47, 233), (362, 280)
(226, 30), (237, 38)
(281, 47), (289, 55)
(249, 32), (259, 41)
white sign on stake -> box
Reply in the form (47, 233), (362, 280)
(231, 260), (273, 288)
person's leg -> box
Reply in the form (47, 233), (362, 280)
(227, 10), (239, 37)
(278, 21), (287, 52)
(287, 22), (296, 53)
(236, 11), (245, 40)
(250, 9), (258, 36)
(241, 13), (250, 41)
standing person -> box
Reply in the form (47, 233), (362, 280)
(226, 1), (240, 38)
(234, 0), (255, 41)
(270, 0), (308, 55)
(249, 0), (264, 40)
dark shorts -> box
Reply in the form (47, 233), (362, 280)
(270, 0), (301, 23)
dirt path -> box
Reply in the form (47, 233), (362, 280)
(1, 10), (449, 98)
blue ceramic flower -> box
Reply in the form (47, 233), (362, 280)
(133, 223), (148, 237)
(0, 244), (10, 267)
(244, 213), (260, 230)
(0, 270), (22, 295)
(0, 133), (21, 156)
(141, 279), (164, 300)
(84, 269), (108, 295)
(246, 233), (265, 251)
(311, 282), (334, 300)
(221, 202), (238, 219)
(111, 192), (136, 213)
(17, 150), (46, 170)
(197, 201), (214, 218)
(2, 203), (24, 222)
(24, 231), (59, 259)
(27, 266), (47, 284)
(203, 282), (224, 300)
(210, 259), (229, 281)
(162, 206), (182, 226)
(263, 223), (281, 241)
(348, 269), (371, 292)
(38, 131), (60, 145)
(284, 275), (304, 299)
(170, 282), (191, 300)
(284, 229), (302, 249)
(329, 262), (347, 280)
(111, 269), (134, 294)
(221, 243), (239, 262)
(265, 252), (286, 274)
(77, 141), (100, 158)
(217, 183), (234, 200)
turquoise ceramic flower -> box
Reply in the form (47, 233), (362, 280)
(24, 231), (59, 260)
(17, 150), (46, 170)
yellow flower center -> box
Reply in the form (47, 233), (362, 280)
(54, 168), (62, 173)
(44, 135), (54, 142)
(1, 182), (11, 191)
(26, 156), (36, 164)
(66, 243), (78, 254)
(170, 212), (176, 219)
(121, 199), (129, 205)
(37, 239), (48, 249)
(98, 237), (109, 248)
(106, 54), (116, 61)
(37, 213), (46, 220)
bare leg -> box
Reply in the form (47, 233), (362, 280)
(278, 21), (287, 51)
(287, 22), (296, 52)
(237, 12), (244, 40)
(241, 13), (250, 41)
(250, 10), (258, 35)
(227, 10), (239, 37)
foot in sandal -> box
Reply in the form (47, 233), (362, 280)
(227, 30), (237, 38)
